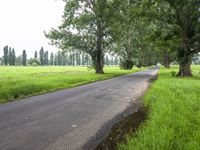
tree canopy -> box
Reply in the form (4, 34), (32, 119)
(46, 0), (200, 76)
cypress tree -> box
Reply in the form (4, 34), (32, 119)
(54, 54), (58, 66)
(16, 56), (22, 66)
(3, 45), (9, 65)
(111, 57), (114, 66)
(22, 50), (27, 66)
(50, 52), (54, 66)
(69, 54), (73, 66)
(39, 47), (44, 66)
(34, 51), (38, 59)
(82, 54), (86, 66)
(105, 55), (109, 65)
(0, 57), (3, 65)
(85, 54), (89, 66)
(8, 47), (12, 65)
(12, 48), (16, 65)
(76, 53), (81, 66)
(44, 51), (49, 65)
(57, 51), (62, 66)
(62, 53), (68, 66)
(114, 56), (118, 66)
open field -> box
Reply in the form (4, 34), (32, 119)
(0, 66), (144, 103)
(118, 65), (200, 150)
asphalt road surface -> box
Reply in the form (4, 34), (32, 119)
(0, 68), (158, 150)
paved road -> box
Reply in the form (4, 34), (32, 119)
(0, 68), (158, 150)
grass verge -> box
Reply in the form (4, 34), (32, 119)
(118, 65), (200, 150)
(0, 66), (144, 103)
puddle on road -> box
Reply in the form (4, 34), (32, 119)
(93, 73), (156, 150)
(94, 106), (148, 150)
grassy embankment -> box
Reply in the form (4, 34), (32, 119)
(0, 66), (144, 103)
(119, 65), (200, 150)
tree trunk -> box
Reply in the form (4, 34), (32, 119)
(95, 21), (104, 74)
(176, 62), (192, 77)
(176, 49), (193, 77)
(176, 43), (193, 77)
(163, 54), (171, 68)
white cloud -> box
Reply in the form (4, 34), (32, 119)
(0, 0), (65, 58)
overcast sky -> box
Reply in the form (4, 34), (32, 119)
(0, 0), (65, 58)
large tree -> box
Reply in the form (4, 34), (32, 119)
(45, 0), (113, 74)
(108, 0), (159, 69)
(150, 26), (177, 68)
(169, 0), (200, 76)
(108, 0), (137, 69)
(148, 0), (200, 76)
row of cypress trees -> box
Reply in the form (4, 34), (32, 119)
(1, 46), (120, 66)
(3, 46), (27, 66)
(3, 46), (17, 66)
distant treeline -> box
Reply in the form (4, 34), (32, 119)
(0, 46), (120, 66)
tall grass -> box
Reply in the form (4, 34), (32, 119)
(0, 66), (143, 103)
(118, 65), (200, 150)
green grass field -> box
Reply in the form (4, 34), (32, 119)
(0, 66), (144, 103)
(118, 65), (200, 150)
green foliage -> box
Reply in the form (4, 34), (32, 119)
(28, 58), (40, 66)
(16, 55), (22, 66)
(108, 0), (159, 69)
(171, 70), (176, 77)
(1, 0), (197, 75)
(120, 58), (134, 70)
(147, 0), (200, 76)
(0, 66), (144, 103)
(108, 0), (137, 69)
(45, 0), (118, 73)
(118, 66), (200, 150)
